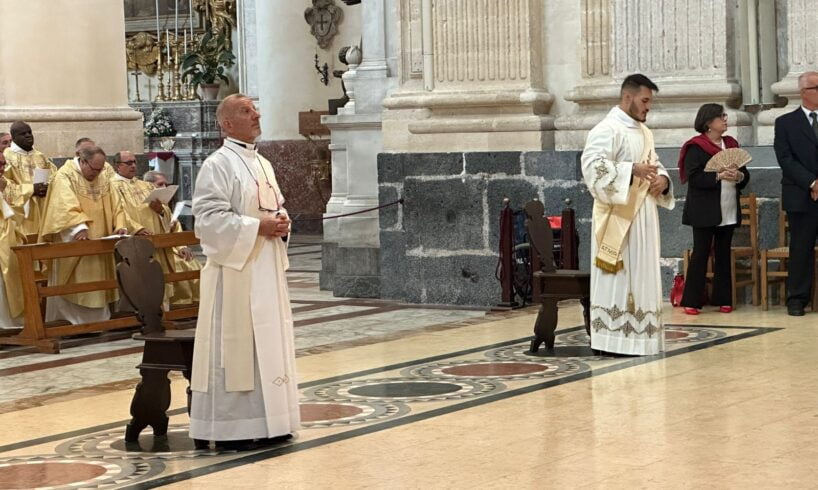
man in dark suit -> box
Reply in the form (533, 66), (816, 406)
(774, 71), (818, 316)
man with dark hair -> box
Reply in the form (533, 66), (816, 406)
(580, 73), (674, 356)
(38, 145), (129, 324)
(2, 121), (58, 236)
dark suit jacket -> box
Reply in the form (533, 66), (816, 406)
(682, 145), (750, 227)
(774, 107), (818, 214)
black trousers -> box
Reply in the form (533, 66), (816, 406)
(785, 212), (818, 308)
(681, 225), (735, 308)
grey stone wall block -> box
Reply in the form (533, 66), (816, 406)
(336, 247), (381, 276)
(404, 177), (487, 251)
(406, 255), (500, 306)
(320, 242), (338, 291)
(524, 151), (582, 180)
(486, 179), (539, 251)
(539, 184), (594, 218)
(378, 153), (405, 183)
(757, 198), (781, 250)
(334, 276), (381, 298)
(402, 153), (464, 177)
(379, 231), (411, 301)
(742, 168), (783, 198)
(464, 152), (522, 175)
(379, 185), (401, 229)
(660, 203), (692, 257)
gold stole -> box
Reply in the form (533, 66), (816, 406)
(593, 123), (655, 274)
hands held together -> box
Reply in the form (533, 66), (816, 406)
(632, 161), (669, 197)
(258, 213), (291, 239)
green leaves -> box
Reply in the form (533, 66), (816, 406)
(181, 33), (235, 88)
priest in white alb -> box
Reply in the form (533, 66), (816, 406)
(189, 94), (299, 450)
(580, 74), (674, 356)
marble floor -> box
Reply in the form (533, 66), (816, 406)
(0, 238), (817, 488)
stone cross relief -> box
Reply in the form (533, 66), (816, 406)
(305, 0), (343, 49)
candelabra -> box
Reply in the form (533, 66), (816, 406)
(171, 41), (183, 101)
(155, 57), (168, 101)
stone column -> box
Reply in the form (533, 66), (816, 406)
(382, 0), (554, 152)
(237, 0), (259, 99)
(555, 0), (751, 150)
(321, 0), (399, 297)
(0, 0), (142, 157)
(757, 0), (818, 144)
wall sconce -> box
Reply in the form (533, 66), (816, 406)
(314, 54), (329, 86)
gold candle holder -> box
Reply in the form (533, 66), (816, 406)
(155, 58), (167, 101)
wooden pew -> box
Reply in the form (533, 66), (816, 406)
(7, 232), (200, 353)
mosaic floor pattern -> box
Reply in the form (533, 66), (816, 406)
(0, 323), (776, 489)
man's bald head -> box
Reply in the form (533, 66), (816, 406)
(75, 137), (96, 156)
(216, 94), (261, 143)
(9, 122), (33, 152)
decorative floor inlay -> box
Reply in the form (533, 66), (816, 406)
(0, 324), (777, 488)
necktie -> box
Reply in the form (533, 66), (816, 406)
(811, 112), (818, 141)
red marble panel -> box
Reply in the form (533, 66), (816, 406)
(300, 402), (363, 422)
(0, 462), (106, 489)
(257, 139), (331, 235)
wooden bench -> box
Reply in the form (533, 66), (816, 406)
(7, 232), (200, 353)
(525, 201), (591, 353)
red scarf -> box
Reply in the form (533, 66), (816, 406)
(677, 133), (739, 183)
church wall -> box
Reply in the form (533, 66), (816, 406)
(0, 0), (143, 158)
(379, 149), (781, 307)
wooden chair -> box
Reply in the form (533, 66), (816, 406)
(760, 205), (818, 310)
(683, 193), (759, 307)
(115, 237), (196, 445)
(526, 200), (590, 353)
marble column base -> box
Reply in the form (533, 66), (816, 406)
(332, 246), (381, 299)
(0, 107), (143, 158)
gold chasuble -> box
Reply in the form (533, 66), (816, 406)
(168, 221), (201, 305)
(0, 200), (25, 319)
(39, 162), (128, 308)
(2, 147), (58, 237)
(110, 176), (200, 304)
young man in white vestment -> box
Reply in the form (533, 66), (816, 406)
(189, 94), (300, 450)
(580, 74), (674, 356)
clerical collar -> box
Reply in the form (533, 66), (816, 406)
(610, 106), (641, 129)
(10, 142), (34, 155)
(225, 137), (257, 151)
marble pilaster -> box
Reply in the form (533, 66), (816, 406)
(321, 0), (399, 296)
(0, 0), (142, 157)
(382, 0), (554, 152)
(757, 0), (818, 144)
(555, 0), (751, 150)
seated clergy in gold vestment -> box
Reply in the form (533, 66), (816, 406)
(0, 152), (25, 327)
(2, 122), (58, 237)
(142, 169), (201, 304)
(39, 145), (131, 325)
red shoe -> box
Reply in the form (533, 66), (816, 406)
(683, 307), (699, 315)
(719, 306), (733, 313)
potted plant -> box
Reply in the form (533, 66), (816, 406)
(181, 31), (236, 101)
(144, 108), (177, 150)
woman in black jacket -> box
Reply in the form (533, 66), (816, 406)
(679, 103), (750, 315)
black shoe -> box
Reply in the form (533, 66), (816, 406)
(787, 305), (806, 316)
(254, 434), (293, 447)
